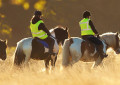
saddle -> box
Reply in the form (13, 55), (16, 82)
(32, 37), (56, 54)
(36, 38), (49, 48)
(83, 38), (107, 58)
(84, 40), (97, 54)
(32, 38), (50, 53)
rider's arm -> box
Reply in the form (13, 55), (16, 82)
(38, 23), (51, 36)
(89, 20), (98, 34)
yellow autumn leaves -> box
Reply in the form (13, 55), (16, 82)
(34, 0), (46, 11)
(10, 0), (46, 11)
(0, 22), (12, 37)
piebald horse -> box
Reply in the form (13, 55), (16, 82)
(62, 32), (120, 68)
(14, 26), (69, 69)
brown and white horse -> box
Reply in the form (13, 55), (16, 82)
(62, 32), (120, 68)
(14, 26), (69, 70)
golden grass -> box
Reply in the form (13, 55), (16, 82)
(0, 47), (120, 85)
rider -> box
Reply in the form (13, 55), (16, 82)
(30, 10), (55, 55)
(79, 11), (107, 58)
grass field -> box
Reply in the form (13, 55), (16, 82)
(0, 47), (120, 85)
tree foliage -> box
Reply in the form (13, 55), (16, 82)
(0, 0), (120, 46)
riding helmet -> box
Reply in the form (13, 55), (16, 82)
(34, 10), (42, 16)
(83, 11), (91, 18)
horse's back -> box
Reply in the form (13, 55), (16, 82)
(70, 37), (83, 49)
(16, 37), (33, 55)
(69, 37), (84, 58)
(69, 37), (97, 61)
(17, 37), (33, 45)
(14, 37), (33, 65)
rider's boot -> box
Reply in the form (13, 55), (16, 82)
(49, 39), (55, 56)
(97, 45), (108, 59)
(49, 47), (54, 55)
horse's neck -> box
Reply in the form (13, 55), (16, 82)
(100, 35), (115, 49)
(50, 30), (60, 46)
(50, 29), (62, 44)
(50, 29), (55, 37)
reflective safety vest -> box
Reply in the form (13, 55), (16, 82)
(79, 18), (95, 36)
(30, 20), (48, 39)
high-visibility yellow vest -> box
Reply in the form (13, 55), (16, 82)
(30, 20), (48, 39)
(79, 18), (95, 36)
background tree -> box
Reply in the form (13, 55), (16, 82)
(0, 0), (120, 46)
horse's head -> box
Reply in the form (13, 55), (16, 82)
(100, 32), (120, 54)
(0, 40), (7, 60)
(53, 26), (70, 45)
(116, 34), (120, 54)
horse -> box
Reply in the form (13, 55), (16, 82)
(14, 26), (69, 70)
(62, 32), (120, 68)
(0, 40), (7, 60)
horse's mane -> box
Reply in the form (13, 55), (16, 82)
(0, 39), (7, 44)
(100, 32), (117, 48)
(101, 32), (116, 36)
(54, 26), (66, 31)
(49, 26), (65, 32)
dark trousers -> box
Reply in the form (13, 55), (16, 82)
(82, 35), (104, 56)
(44, 36), (55, 53)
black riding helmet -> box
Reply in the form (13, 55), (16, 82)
(34, 10), (42, 16)
(83, 11), (91, 18)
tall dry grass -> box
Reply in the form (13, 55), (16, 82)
(0, 47), (120, 85)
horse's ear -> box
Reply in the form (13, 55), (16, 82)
(65, 27), (69, 31)
(4, 40), (7, 44)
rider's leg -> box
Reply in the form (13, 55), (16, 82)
(88, 36), (108, 58)
(44, 37), (55, 55)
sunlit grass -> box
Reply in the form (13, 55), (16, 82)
(0, 47), (120, 85)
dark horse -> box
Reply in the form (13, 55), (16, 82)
(14, 26), (69, 70)
(0, 40), (7, 60)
